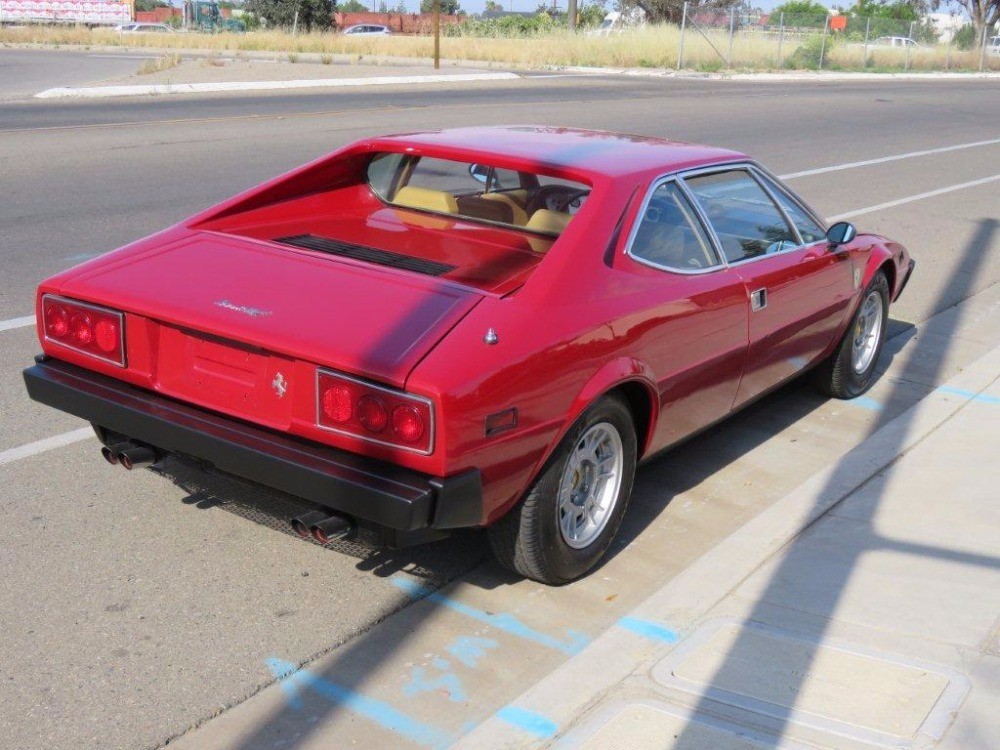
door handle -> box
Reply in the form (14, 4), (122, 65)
(750, 288), (767, 312)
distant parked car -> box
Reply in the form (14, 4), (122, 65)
(115, 23), (174, 33)
(342, 24), (392, 36)
(871, 36), (919, 48)
(988, 36), (1000, 55)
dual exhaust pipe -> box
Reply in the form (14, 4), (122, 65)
(290, 510), (356, 544)
(100, 440), (354, 542)
(101, 441), (159, 471)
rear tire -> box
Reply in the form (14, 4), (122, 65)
(488, 394), (637, 585)
(814, 271), (889, 399)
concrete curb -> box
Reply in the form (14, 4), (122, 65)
(33, 71), (520, 99)
(455, 340), (1000, 749)
(8, 43), (999, 86)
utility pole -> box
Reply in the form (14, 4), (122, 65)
(567, 0), (576, 30)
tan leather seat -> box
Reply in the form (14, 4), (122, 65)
(480, 192), (529, 226)
(526, 209), (572, 235)
(456, 195), (514, 224)
(393, 186), (459, 214)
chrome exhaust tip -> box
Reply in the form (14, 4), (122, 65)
(117, 445), (158, 471)
(101, 442), (134, 466)
(290, 511), (331, 539)
(310, 515), (355, 544)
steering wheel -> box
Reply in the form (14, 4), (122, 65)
(527, 185), (591, 215)
(553, 187), (591, 212)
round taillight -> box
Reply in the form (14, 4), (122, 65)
(46, 304), (70, 338)
(94, 319), (118, 353)
(322, 384), (353, 423)
(357, 395), (388, 433)
(392, 405), (424, 443)
(71, 314), (94, 346)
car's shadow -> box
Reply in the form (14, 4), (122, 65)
(151, 314), (916, 590)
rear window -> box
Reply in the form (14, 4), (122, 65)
(366, 152), (590, 237)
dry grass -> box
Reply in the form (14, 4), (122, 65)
(136, 52), (181, 75)
(1, 24), (997, 72)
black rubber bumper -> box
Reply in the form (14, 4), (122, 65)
(23, 357), (482, 533)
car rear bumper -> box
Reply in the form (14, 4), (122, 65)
(23, 357), (482, 537)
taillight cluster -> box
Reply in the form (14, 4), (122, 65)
(316, 369), (433, 454)
(42, 295), (125, 367)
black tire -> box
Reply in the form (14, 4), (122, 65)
(488, 393), (637, 585)
(814, 271), (890, 399)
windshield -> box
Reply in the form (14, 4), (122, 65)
(366, 152), (591, 237)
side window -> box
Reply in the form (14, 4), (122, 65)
(406, 156), (483, 195)
(366, 152), (406, 201)
(757, 173), (827, 244)
(629, 181), (720, 272)
(684, 170), (797, 263)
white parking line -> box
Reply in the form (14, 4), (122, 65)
(0, 428), (94, 468)
(779, 137), (1000, 180)
(0, 315), (34, 332)
(827, 174), (1000, 222)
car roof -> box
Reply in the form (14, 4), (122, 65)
(363, 126), (747, 182)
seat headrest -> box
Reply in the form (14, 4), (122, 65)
(456, 195), (514, 225)
(525, 209), (572, 235)
(393, 186), (459, 214)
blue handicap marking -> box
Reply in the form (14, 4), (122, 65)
(403, 663), (468, 703)
(265, 657), (453, 749)
(392, 576), (589, 656)
(446, 636), (499, 668)
(937, 385), (1000, 405)
(617, 616), (680, 644)
(496, 705), (558, 739)
(851, 395), (884, 411)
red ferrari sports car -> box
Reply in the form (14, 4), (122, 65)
(24, 126), (914, 584)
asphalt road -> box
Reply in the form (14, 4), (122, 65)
(0, 49), (156, 101)
(1, 62), (998, 750)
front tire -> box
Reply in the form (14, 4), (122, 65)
(814, 271), (889, 399)
(488, 394), (637, 585)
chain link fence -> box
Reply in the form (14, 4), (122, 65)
(675, 3), (1000, 72)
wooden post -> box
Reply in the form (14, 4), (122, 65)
(567, 0), (577, 31)
(434, 0), (440, 70)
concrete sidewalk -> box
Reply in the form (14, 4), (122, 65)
(459, 348), (1000, 748)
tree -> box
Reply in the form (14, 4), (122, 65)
(340, 0), (368, 9)
(772, 0), (828, 15)
(624, 0), (739, 25)
(134, 0), (169, 10)
(420, 0), (461, 13)
(244, 0), (335, 29)
(579, 0), (608, 25)
(849, 0), (921, 21)
(484, 0), (504, 10)
(955, 0), (999, 38)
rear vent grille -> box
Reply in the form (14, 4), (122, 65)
(275, 234), (457, 278)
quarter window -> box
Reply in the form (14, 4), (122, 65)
(629, 182), (720, 271)
(757, 173), (827, 244)
(684, 170), (797, 263)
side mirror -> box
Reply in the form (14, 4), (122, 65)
(468, 164), (489, 185)
(826, 221), (857, 246)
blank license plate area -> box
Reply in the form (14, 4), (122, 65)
(156, 325), (293, 429)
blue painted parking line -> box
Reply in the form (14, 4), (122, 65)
(937, 385), (1000, 404)
(392, 577), (589, 655)
(617, 616), (680, 644)
(266, 657), (453, 749)
(496, 706), (558, 739)
(850, 395), (884, 411)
